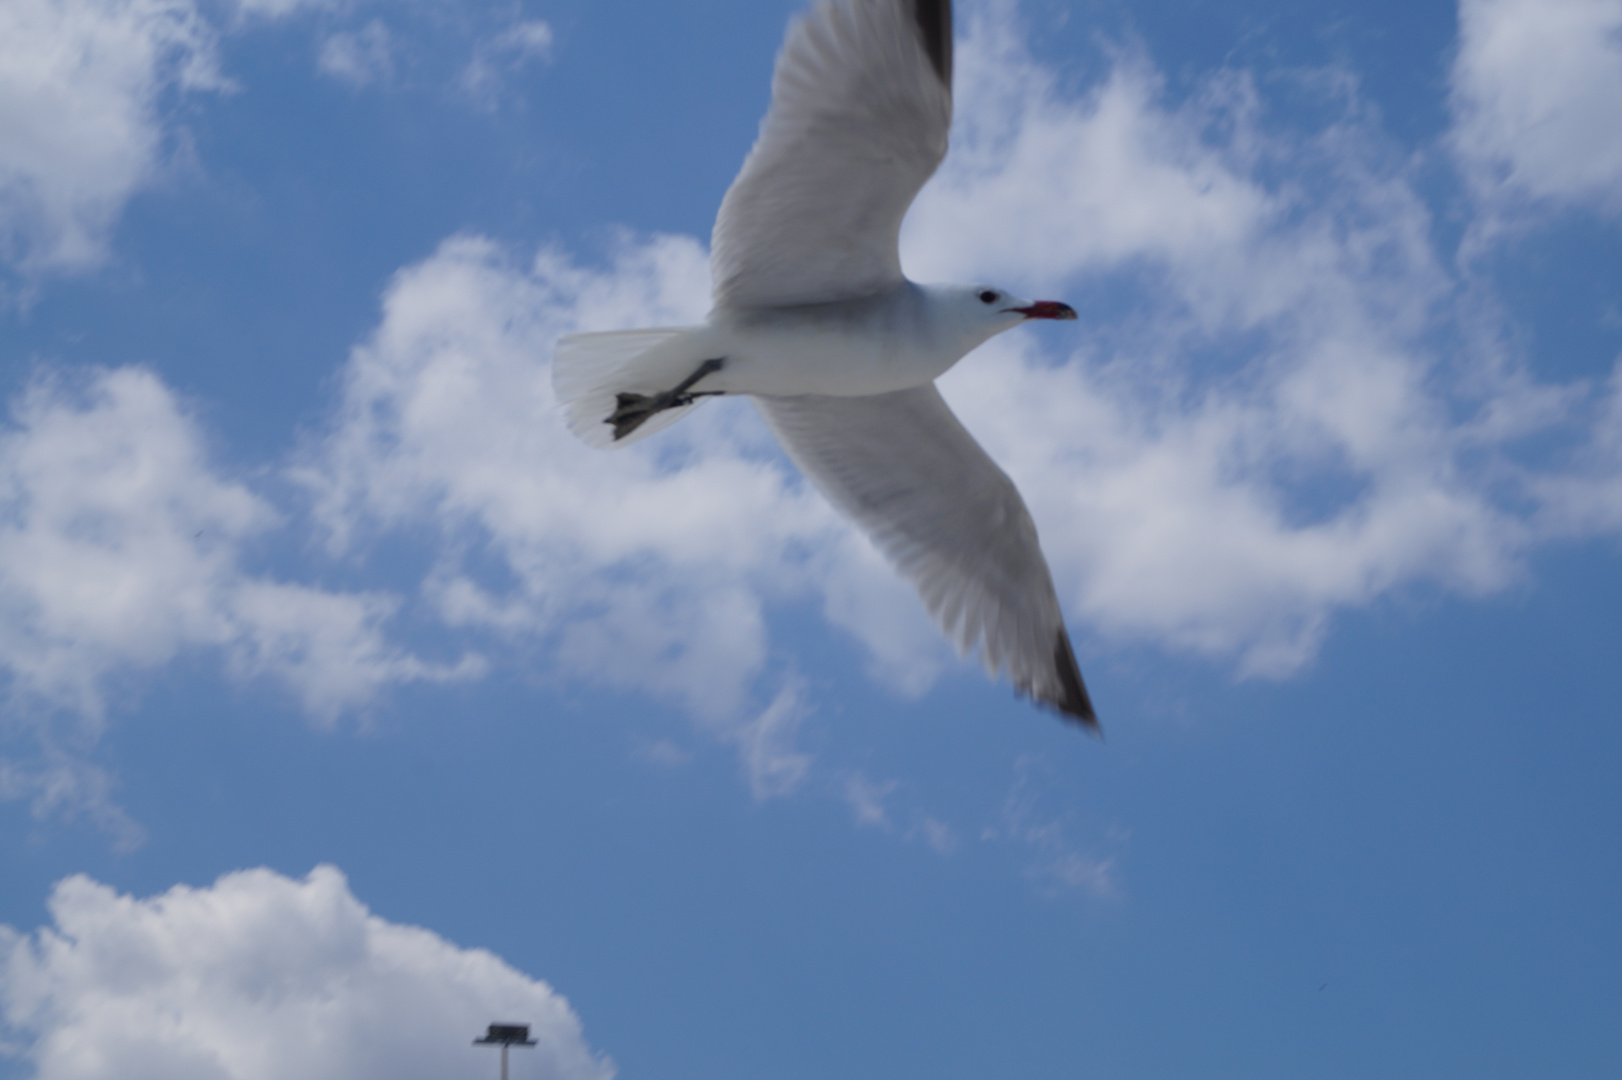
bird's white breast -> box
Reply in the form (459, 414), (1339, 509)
(703, 285), (978, 398)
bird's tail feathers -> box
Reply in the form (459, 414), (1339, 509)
(552, 326), (716, 448)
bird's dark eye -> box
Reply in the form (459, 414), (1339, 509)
(978, 290), (998, 304)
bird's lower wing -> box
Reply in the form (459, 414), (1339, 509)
(754, 385), (1097, 728)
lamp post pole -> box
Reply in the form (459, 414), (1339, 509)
(474, 1024), (538, 1080)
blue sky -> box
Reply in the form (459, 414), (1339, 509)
(2, 0), (1621, 1077)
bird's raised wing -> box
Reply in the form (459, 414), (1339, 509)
(754, 386), (1098, 729)
(711, 0), (953, 310)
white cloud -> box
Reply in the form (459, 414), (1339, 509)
(0, 367), (479, 835)
(301, 4), (1622, 722)
(0, 0), (225, 276)
(15, 1), (1622, 839)
(0, 753), (144, 852)
(0, 0), (408, 280)
(0, 368), (472, 725)
(910, 816), (957, 855)
(0, 368), (270, 721)
(633, 737), (691, 767)
(230, 0), (343, 19)
(988, 758), (1121, 898)
(904, 49), (1267, 290)
(318, 20), (395, 87)
(1528, 363), (1622, 537)
(730, 680), (813, 800)
(491, 19), (553, 61)
(841, 772), (961, 854)
(1450, 0), (1622, 217)
(303, 233), (847, 721)
(897, 12), (1544, 672)
(460, 18), (554, 105)
(843, 772), (897, 830)
(299, 230), (952, 786)
(0, 866), (613, 1080)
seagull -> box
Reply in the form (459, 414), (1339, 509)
(554, 0), (1097, 731)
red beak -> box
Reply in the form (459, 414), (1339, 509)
(1005, 300), (1077, 320)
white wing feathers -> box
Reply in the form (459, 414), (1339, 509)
(710, 0), (954, 310)
(755, 387), (1098, 728)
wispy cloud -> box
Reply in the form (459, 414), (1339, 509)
(986, 758), (1123, 898)
(319, 20), (396, 87)
(730, 680), (813, 800)
(839, 772), (960, 855)
(231, 0), (345, 19)
(0, 751), (144, 852)
(843, 771), (899, 829)
(460, 17), (554, 106)
(910, 815), (958, 855)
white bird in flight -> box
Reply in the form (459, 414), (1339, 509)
(554, 0), (1098, 731)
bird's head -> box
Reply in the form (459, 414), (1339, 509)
(933, 284), (1078, 351)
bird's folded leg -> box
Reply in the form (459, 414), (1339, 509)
(607, 357), (725, 441)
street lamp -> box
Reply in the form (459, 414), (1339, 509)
(474, 1023), (537, 1080)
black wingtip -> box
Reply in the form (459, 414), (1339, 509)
(1050, 628), (1101, 738)
(912, 0), (953, 87)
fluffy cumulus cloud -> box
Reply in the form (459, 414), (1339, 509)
(0, 368), (478, 830)
(904, 14), (1535, 672)
(298, 227), (960, 792)
(302, 0), (1610, 703)
(300, 232), (877, 751)
(1450, 0), (1622, 216)
(11, 0), (1622, 830)
(0, 0), (225, 275)
(0, 866), (613, 1080)
(0, 0), (375, 279)
(0, 367), (477, 722)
